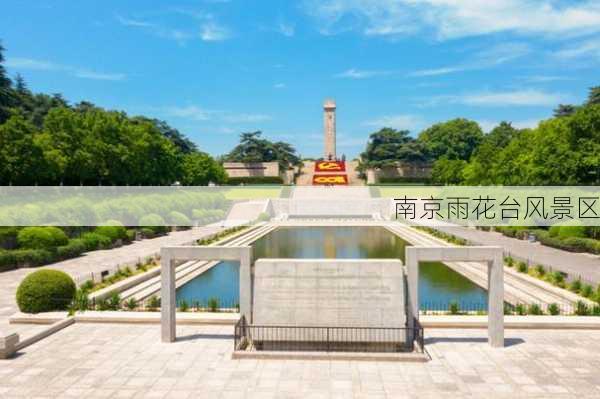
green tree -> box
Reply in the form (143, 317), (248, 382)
(431, 157), (467, 185)
(0, 112), (45, 184)
(360, 127), (425, 169)
(418, 118), (483, 161)
(224, 131), (299, 170)
(0, 41), (14, 124)
(463, 122), (521, 185)
(180, 152), (227, 185)
(554, 104), (577, 118)
(587, 86), (600, 106)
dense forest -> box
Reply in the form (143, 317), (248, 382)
(361, 87), (600, 185)
(0, 43), (226, 186)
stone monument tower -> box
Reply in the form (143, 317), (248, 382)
(323, 99), (336, 160)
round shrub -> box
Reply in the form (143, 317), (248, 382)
(81, 232), (112, 251)
(168, 211), (191, 227)
(17, 227), (68, 250)
(16, 269), (76, 313)
(94, 225), (127, 242)
(56, 239), (87, 259)
(138, 213), (166, 227)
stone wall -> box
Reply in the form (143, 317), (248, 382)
(223, 162), (280, 178)
(253, 259), (406, 328)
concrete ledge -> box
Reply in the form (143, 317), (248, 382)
(10, 311), (68, 325)
(0, 333), (19, 359)
(15, 318), (74, 351)
(9, 310), (240, 325)
(421, 315), (600, 329)
(232, 350), (428, 362)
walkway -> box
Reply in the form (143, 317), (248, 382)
(437, 226), (600, 284)
(0, 226), (223, 338)
(2, 323), (599, 398)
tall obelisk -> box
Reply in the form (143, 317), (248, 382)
(323, 99), (336, 160)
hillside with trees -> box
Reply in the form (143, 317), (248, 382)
(0, 42), (225, 186)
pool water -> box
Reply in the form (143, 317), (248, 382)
(176, 226), (488, 311)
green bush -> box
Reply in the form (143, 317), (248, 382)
(140, 228), (156, 239)
(575, 300), (590, 316)
(107, 293), (121, 310)
(224, 176), (283, 185)
(592, 305), (600, 316)
(94, 224), (127, 242)
(534, 264), (546, 276)
(81, 232), (112, 251)
(548, 303), (560, 315)
(528, 304), (543, 315)
(208, 297), (219, 312)
(16, 269), (76, 313)
(449, 301), (459, 315)
(179, 299), (189, 312)
(168, 211), (191, 227)
(517, 261), (528, 273)
(581, 284), (594, 298)
(0, 227), (20, 250)
(126, 229), (137, 242)
(557, 224), (587, 239)
(17, 227), (68, 249)
(569, 279), (582, 293)
(504, 256), (514, 267)
(56, 239), (87, 259)
(125, 297), (137, 310)
(0, 248), (55, 270)
(550, 271), (565, 286)
(515, 303), (527, 315)
(147, 295), (160, 310)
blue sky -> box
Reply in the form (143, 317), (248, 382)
(2, 1), (600, 158)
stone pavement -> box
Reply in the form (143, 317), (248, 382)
(438, 226), (600, 284)
(0, 226), (223, 338)
(1, 323), (599, 398)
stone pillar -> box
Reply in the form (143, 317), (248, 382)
(323, 99), (336, 159)
(0, 333), (19, 359)
(239, 247), (253, 322)
(488, 254), (505, 347)
(160, 252), (176, 343)
(366, 169), (377, 185)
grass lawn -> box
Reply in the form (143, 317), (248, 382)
(223, 186), (282, 200)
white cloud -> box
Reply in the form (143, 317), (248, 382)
(408, 42), (531, 77)
(222, 113), (272, 123)
(525, 75), (576, 83)
(426, 89), (568, 107)
(334, 68), (391, 79)
(166, 105), (214, 121)
(116, 16), (154, 28)
(166, 105), (271, 123)
(555, 37), (600, 60)
(304, 0), (600, 40)
(277, 21), (295, 37)
(5, 57), (126, 81)
(201, 22), (230, 41)
(363, 114), (426, 131)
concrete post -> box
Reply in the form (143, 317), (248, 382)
(239, 246), (252, 322)
(0, 333), (19, 359)
(488, 254), (505, 347)
(406, 248), (419, 323)
(160, 252), (176, 343)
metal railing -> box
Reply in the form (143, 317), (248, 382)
(234, 316), (424, 353)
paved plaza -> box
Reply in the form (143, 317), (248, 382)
(1, 323), (599, 398)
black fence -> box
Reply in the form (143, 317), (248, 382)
(234, 316), (424, 353)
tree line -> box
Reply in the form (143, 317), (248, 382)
(0, 42), (226, 186)
(361, 86), (600, 185)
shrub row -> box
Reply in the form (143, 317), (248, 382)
(495, 227), (600, 255)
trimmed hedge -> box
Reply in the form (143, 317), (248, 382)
(94, 224), (127, 242)
(224, 176), (283, 185)
(16, 269), (76, 313)
(81, 232), (112, 251)
(17, 227), (68, 249)
(0, 248), (54, 270)
(56, 238), (87, 260)
(0, 227), (19, 250)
